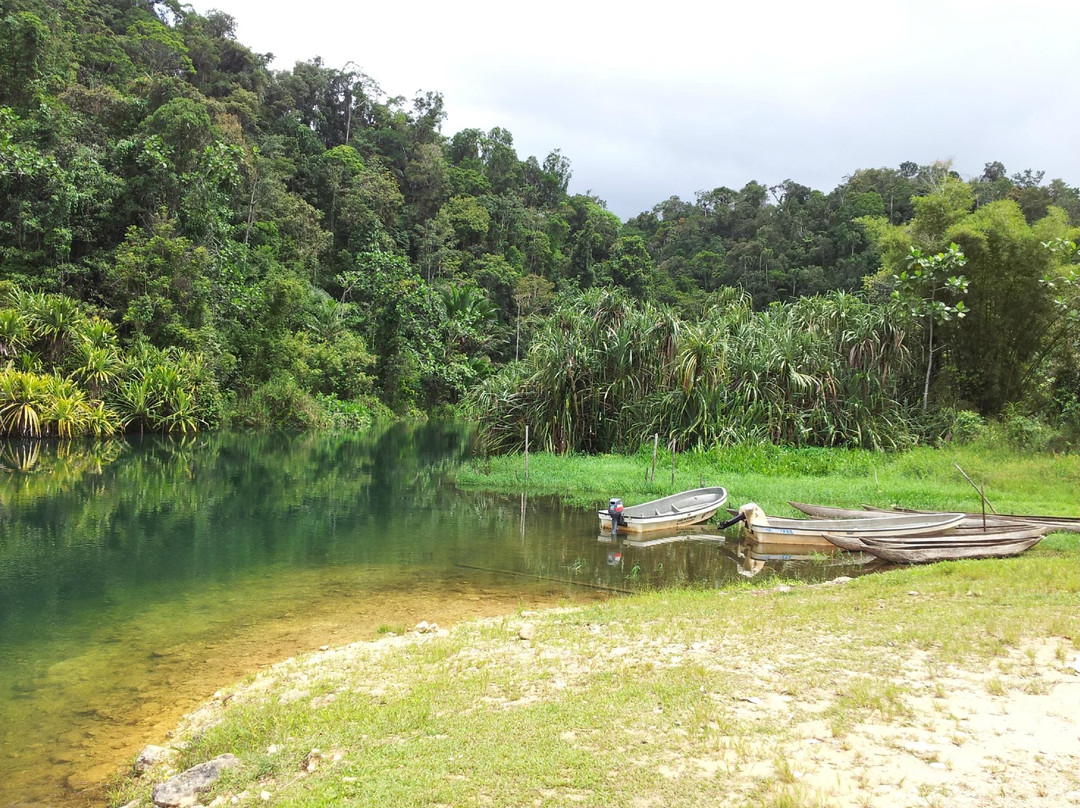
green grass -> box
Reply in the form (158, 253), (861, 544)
(456, 440), (1080, 518)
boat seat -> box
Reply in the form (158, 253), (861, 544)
(670, 505), (683, 513)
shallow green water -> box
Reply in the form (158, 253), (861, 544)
(0, 424), (872, 806)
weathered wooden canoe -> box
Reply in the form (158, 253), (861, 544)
(788, 501), (1019, 530)
(828, 523), (1047, 548)
(598, 487), (728, 534)
(887, 506), (1080, 534)
(823, 532), (1044, 563)
(738, 503), (965, 548)
(788, 501), (876, 519)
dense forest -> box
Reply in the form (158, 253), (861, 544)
(1, 0), (1079, 448)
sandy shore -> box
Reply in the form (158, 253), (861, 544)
(131, 578), (1080, 808)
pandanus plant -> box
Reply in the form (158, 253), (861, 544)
(0, 370), (47, 437)
(43, 377), (91, 439)
(0, 369), (119, 438)
(74, 343), (122, 398)
(470, 289), (918, 454)
(0, 309), (30, 359)
(12, 291), (86, 362)
(114, 345), (207, 435)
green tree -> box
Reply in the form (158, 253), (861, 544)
(892, 244), (969, 409)
(339, 247), (438, 411)
(512, 273), (554, 360)
(109, 212), (212, 348)
(0, 9), (70, 110)
(603, 234), (655, 298)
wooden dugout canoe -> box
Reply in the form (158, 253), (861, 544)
(886, 506), (1080, 534)
(823, 531), (1044, 564)
(788, 501), (1022, 530)
(738, 503), (965, 548)
(828, 523), (1047, 547)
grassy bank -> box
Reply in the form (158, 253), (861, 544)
(111, 442), (1080, 807)
(113, 546), (1079, 807)
(456, 440), (1080, 519)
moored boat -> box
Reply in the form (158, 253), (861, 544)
(788, 501), (1025, 530)
(887, 506), (1080, 534)
(598, 487), (728, 534)
(827, 523), (1047, 547)
(736, 503), (965, 548)
(823, 531), (1044, 564)
(787, 501), (875, 519)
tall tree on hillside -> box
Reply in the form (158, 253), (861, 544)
(892, 244), (969, 409)
(864, 177), (1076, 413)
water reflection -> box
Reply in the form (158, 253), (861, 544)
(596, 530), (885, 582)
(1, 426), (874, 806)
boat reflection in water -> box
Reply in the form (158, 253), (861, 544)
(733, 540), (885, 578)
(596, 528), (886, 581)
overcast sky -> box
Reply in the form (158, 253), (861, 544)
(200, 0), (1079, 220)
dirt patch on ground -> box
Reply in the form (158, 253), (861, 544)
(749, 640), (1080, 807)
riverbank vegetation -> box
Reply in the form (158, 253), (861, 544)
(97, 432), (1078, 806)
(108, 434), (1080, 807)
(471, 288), (915, 453)
(456, 437), (1080, 523)
(3, 0), (1079, 440)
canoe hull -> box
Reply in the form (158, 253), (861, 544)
(740, 504), (966, 548)
(824, 532), (1044, 564)
(598, 487), (728, 534)
(889, 506), (1080, 534)
(835, 524), (1047, 546)
(789, 502), (1021, 531)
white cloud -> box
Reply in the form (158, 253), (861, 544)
(203, 0), (1080, 218)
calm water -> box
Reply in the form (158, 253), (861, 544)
(0, 424), (875, 806)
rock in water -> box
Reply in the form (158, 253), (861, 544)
(151, 754), (240, 807)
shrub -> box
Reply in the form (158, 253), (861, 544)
(315, 393), (391, 430)
(470, 289), (917, 453)
(232, 376), (328, 430)
(0, 368), (120, 438)
(1001, 405), (1054, 452)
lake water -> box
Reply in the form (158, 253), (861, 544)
(0, 424), (877, 806)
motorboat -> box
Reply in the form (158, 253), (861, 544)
(598, 487), (728, 534)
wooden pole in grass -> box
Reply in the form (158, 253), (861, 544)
(670, 437), (676, 486)
(524, 425), (529, 481)
(954, 463), (996, 515)
(651, 433), (658, 483)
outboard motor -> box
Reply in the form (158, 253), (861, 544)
(607, 498), (625, 535)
